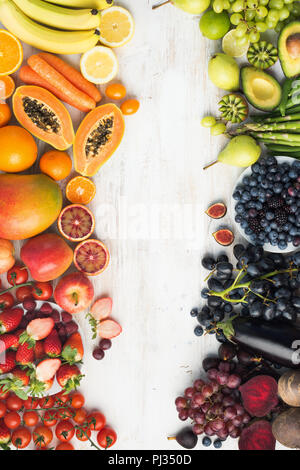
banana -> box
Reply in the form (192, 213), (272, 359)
(12, 0), (101, 31)
(46, 0), (113, 9)
(0, 0), (100, 54)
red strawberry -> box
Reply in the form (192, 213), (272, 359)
(0, 350), (16, 374)
(0, 308), (23, 334)
(56, 364), (84, 392)
(12, 366), (30, 387)
(43, 330), (61, 357)
(0, 367), (30, 400)
(36, 358), (61, 383)
(16, 342), (34, 365)
(61, 332), (84, 364)
(19, 317), (54, 348)
(34, 341), (45, 361)
(0, 420), (11, 444)
(91, 297), (113, 321)
(0, 333), (19, 354)
(97, 319), (122, 339)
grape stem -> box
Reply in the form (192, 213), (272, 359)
(152, 0), (170, 9)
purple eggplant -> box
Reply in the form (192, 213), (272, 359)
(224, 318), (300, 369)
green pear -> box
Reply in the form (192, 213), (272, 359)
(153, 0), (210, 14)
(208, 53), (240, 91)
(218, 136), (261, 167)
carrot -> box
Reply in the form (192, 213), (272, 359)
(27, 54), (96, 113)
(38, 52), (102, 103)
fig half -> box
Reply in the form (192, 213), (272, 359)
(212, 229), (234, 246)
(206, 202), (227, 219)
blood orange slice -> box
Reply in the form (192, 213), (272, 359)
(58, 204), (95, 242)
(74, 239), (110, 276)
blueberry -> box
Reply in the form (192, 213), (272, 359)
(202, 437), (212, 447)
(213, 439), (223, 449)
(190, 308), (198, 317)
(194, 326), (204, 337)
(266, 211), (275, 221)
(201, 288), (209, 299)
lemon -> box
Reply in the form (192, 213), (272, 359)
(222, 29), (250, 58)
(80, 46), (118, 84)
(99, 6), (134, 48)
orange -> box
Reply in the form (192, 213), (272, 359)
(39, 150), (72, 181)
(66, 176), (96, 205)
(0, 125), (37, 173)
(74, 239), (110, 276)
(0, 76), (15, 99)
(0, 30), (23, 76)
(0, 103), (12, 127)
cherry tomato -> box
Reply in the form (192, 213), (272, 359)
(0, 386), (9, 400)
(53, 392), (70, 406)
(87, 411), (106, 431)
(73, 408), (87, 425)
(56, 406), (75, 421)
(12, 426), (31, 449)
(4, 411), (21, 429)
(23, 410), (39, 427)
(55, 420), (75, 442)
(6, 394), (23, 411)
(7, 265), (28, 286)
(16, 285), (33, 303)
(39, 396), (55, 409)
(33, 425), (53, 448)
(97, 427), (117, 449)
(56, 442), (74, 450)
(0, 401), (6, 418)
(76, 425), (91, 442)
(105, 83), (127, 100)
(43, 410), (58, 427)
(23, 396), (39, 410)
(32, 282), (53, 301)
(0, 293), (14, 311)
(121, 99), (140, 115)
(71, 392), (85, 409)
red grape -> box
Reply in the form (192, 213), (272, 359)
(207, 368), (218, 380)
(175, 397), (187, 409)
(194, 411), (205, 425)
(224, 407), (237, 420)
(192, 424), (204, 435)
(178, 409), (189, 421)
(216, 372), (229, 386)
(184, 387), (195, 399)
(227, 374), (242, 389)
(232, 415), (243, 427)
(202, 384), (214, 398)
(193, 379), (205, 391)
(193, 393), (205, 407)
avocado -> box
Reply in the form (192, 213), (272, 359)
(278, 21), (300, 77)
(241, 66), (282, 111)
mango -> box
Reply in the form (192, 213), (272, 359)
(0, 174), (62, 240)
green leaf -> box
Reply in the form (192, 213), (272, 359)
(86, 313), (98, 340)
(61, 346), (78, 365)
(216, 315), (239, 340)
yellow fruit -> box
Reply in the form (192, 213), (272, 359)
(99, 6), (134, 47)
(0, 29), (23, 76)
(80, 46), (118, 84)
(0, 125), (37, 173)
(39, 150), (72, 181)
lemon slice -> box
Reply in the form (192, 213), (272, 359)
(99, 6), (134, 47)
(222, 30), (249, 58)
(80, 46), (118, 84)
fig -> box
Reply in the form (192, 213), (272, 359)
(247, 41), (278, 69)
(168, 428), (198, 449)
(239, 375), (278, 417)
(205, 202), (227, 219)
(272, 408), (300, 449)
(208, 53), (240, 91)
(239, 420), (276, 450)
(218, 94), (248, 124)
(278, 370), (300, 407)
(212, 229), (234, 246)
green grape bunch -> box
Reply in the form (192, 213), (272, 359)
(212, 0), (300, 44)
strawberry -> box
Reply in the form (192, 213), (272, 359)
(61, 332), (84, 364)
(0, 420), (11, 445)
(19, 317), (54, 348)
(16, 342), (34, 366)
(97, 319), (122, 339)
(12, 367), (30, 387)
(36, 358), (61, 383)
(0, 333), (19, 354)
(0, 350), (16, 374)
(0, 367), (30, 400)
(43, 330), (61, 357)
(34, 341), (45, 361)
(0, 308), (23, 334)
(56, 364), (84, 393)
(91, 297), (113, 321)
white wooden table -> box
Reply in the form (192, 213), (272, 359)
(0, 0), (286, 451)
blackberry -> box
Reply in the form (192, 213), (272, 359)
(257, 209), (266, 219)
(248, 217), (262, 234)
(274, 209), (288, 227)
(267, 196), (285, 209)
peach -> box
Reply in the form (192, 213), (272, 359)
(21, 233), (73, 282)
(0, 239), (15, 274)
(54, 272), (94, 315)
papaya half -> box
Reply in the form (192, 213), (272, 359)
(13, 85), (74, 150)
(73, 103), (125, 177)
(0, 174), (62, 240)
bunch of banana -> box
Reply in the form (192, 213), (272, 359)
(0, 0), (113, 54)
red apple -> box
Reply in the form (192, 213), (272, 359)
(21, 233), (73, 282)
(54, 272), (94, 314)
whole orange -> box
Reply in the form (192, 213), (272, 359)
(0, 125), (37, 172)
(0, 102), (11, 127)
(39, 150), (72, 181)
